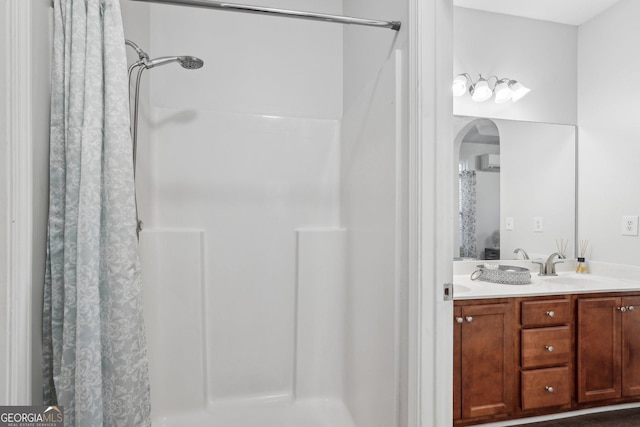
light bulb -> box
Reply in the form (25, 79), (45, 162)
(452, 75), (468, 97)
(470, 78), (492, 102)
(493, 81), (512, 103)
(509, 81), (530, 102)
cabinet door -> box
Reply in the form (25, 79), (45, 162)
(622, 296), (640, 397)
(577, 297), (621, 403)
(460, 303), (514, 419)
(453, 307), (462, 420)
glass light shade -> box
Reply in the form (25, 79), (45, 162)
(510, 81), (531, 102)
(452, 75), (468, 96)
(493, 81), (512, 103)
(470, 79), (492, 102)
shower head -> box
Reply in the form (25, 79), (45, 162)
(179, 56), (205, 69)
(145, 56), (204, 70)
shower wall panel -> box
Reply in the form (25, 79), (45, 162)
(340, 50), (404, 427)
(140, 230), (206, 417)
(343, 0), (410, 424)
(144, 108), (341, 402)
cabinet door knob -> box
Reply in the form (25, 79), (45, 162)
(546, 310), (555, 318)
(545, 345), (554, 352)
(456, 317), (464, 324)
(465, 316), (473, 323)
(629, 306), (635, 312)
(545, 386), (554, 393)
(618, 306), (627, 312)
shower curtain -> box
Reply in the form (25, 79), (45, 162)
(42, 1), (151, 426)
(459, 170), (477, 258)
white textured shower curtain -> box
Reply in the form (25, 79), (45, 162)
(459, 170), (477, 258)
(42, 0), (151, 426)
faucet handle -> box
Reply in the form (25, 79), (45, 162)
(532, 260), (545, 275)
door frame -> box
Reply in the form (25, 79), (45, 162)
(4, 0), (36, 405)
(407, 0), (454, 426)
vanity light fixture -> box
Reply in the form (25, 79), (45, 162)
(452, 73), (530, 103)
(470, 76), (493, 102)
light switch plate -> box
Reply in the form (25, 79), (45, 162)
(534, 217), (544, 233)
(506, 217), (514, 231)
(622, 215), (639, 236)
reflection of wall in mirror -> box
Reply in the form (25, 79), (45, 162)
(499, 120), (576, 259)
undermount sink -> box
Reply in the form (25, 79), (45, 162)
(542, 275), (599, 289)
(543, 276), (582, 283)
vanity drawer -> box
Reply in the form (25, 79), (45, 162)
(521, 366), (571, 410)
(521, 299), (571, 327)
(521, 326), (571, 368)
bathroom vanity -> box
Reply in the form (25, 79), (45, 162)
(453, 266), (640, 426)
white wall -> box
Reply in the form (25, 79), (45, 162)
(341, 1), (408, 426)
(497, 120), (576, 259)
(454, 7), (577, 125)
(147, 0), (342, 118)
(578, 0), (640, 265)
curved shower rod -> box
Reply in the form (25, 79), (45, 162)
(130, 0), (401, 31)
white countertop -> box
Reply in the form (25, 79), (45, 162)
(453, 260), (640, 300)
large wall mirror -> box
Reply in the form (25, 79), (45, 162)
(453, 116), (576, 261)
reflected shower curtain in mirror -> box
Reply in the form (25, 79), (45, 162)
(459, 170), (477, 258)
(42, 0), (151, 425)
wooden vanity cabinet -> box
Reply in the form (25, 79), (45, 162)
(453, 300), (514, 423)
(454, 292), (640, 426)
(577, 295), (640, 403)
(519, 298), (573, 412)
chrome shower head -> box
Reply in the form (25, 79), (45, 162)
(178, 56), (204, 69)
(145, 56), (204, 70)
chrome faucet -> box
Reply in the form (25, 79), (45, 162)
(532, 252), (565, 276)
(514, 248), (529, 260)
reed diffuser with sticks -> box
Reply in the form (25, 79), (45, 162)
(555, 238), (568, 258)
(577, 239), (589, 273)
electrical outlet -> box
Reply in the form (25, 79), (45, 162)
(534, 217), (544, 233)
(622, 216), (639, 236)
(506, 217), (514, 231)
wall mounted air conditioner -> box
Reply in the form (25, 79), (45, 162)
(479, 153), (500, 171)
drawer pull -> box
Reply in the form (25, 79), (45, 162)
(546, 310), (555, 318)
(465, 316), (473, 323)
(456, 317), (463, 324)
(618, 306), (627, 312)
(545, 386), (554, 393)
(629, 306), (635, 312)
(545, 345), (554, 352)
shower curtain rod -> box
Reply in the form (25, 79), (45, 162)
(130, 0), (401, 31)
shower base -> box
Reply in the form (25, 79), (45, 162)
(152, 396), (357, 427)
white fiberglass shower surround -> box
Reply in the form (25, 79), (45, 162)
(121, 0), (410, 426)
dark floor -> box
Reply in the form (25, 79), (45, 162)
(518, 408), (640, 426)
